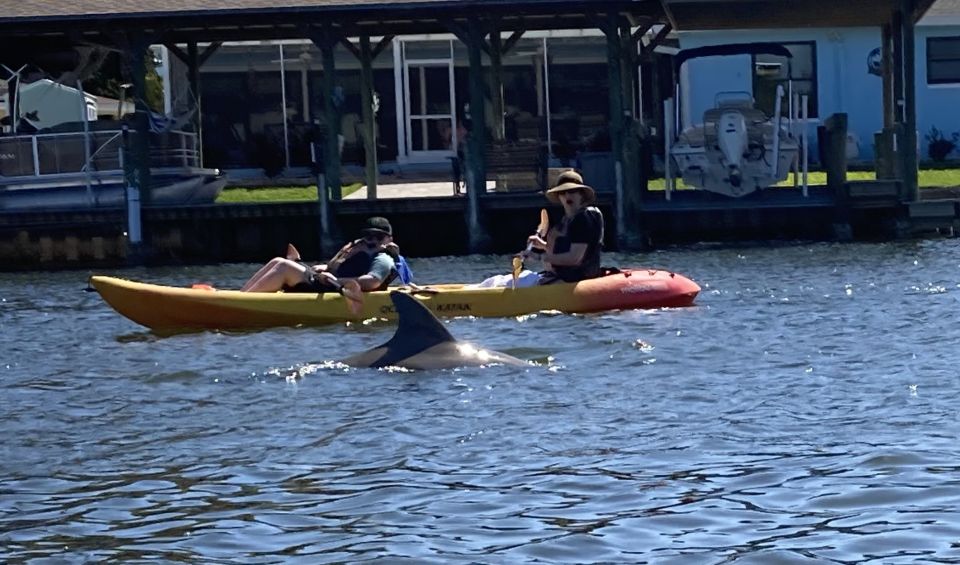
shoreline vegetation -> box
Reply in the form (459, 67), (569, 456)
(215, 169), (960, 204)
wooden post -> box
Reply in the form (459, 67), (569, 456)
(619, 23), (635, 118)
(465, 20), (492, 252)
(116, 32), (152, 264)
(489, 28), (506, 142)
(187, 42), (203, 159)
(881, 25), (894, 129)
(604, 13), (640, 250)
(892, 10), (905, 125)
(620, 23), (645, 240)
(824, 113), (849, 190)
(166, 41), (220, 168)
(125, 34), (152, 208)
(875, 23), (899, 180)
(824, 113), (852, 240)
(900, 0), (919, 202)
(359, 35), (379, 199)
(309, 27), (342, 201)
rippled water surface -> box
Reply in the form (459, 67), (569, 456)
(4, 241), (960, 563)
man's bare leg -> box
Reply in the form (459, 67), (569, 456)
(242, 259), (311, 292)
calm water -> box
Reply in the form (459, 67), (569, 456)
(3, 241), (960, 563)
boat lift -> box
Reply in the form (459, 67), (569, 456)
(663, 43), (810, 200)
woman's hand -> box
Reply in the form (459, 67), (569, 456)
(526, 234), (547, 250)
(519, 248), (545, 261)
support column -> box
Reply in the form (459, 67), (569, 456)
(359, 35), (379, 199)
(900, 0), (919, 202)
(119, 33), (152, 263)
(309, 27), (343, 201)
(341, 34), (393, 200)
(875, 24), (899, 180)
(620, 23), (645, 245)
(892, 10), (905, 124)
(604, 14), (643, 250)
(465, 20), (492, 253)
(164, 40), (220, 170)
(824, 113), (852, 241)
(881, 25), (895, 128)
(489, 28), (506, 142)
(187, 42), (203, 158)
(128, 35), (152, 207)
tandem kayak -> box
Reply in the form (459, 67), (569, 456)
(90, 269), (700, 332)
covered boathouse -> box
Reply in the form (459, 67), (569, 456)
(0, 0), (951, 269)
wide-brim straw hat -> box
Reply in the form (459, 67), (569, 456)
(545, 170), (596, 205)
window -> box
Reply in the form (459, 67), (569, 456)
(927, 37), (960, 84)
(752, 41), (818, 118)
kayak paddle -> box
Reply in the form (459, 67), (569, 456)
(512, 208), (549, 288)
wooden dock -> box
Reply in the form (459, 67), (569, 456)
(1, 179), (957, 271)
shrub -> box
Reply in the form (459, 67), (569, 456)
(925, 126), (959, 162)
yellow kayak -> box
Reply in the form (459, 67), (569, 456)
(90, 269), (700, 331)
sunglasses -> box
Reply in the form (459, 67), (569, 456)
(362, 232), (387, 243)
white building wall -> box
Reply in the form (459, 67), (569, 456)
(679, 24), (960, 164)
(916, 25), (960, 157)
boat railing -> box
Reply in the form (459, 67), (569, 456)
(0, 130), (201, 178)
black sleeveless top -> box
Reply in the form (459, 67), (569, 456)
(550, 206), (604, 283)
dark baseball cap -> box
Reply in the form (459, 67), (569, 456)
(361, 216), (392, 236)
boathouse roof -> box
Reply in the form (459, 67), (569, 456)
(919, 0), (960, 24)
(0, 0), (943, 38)
(0, 0), (665, 40)
(661, 0), (940, 29)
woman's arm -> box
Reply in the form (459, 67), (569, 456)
(543, 243), (587, 267)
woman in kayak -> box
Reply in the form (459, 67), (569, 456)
(474, 170), (604, 287)
(240, 216), (402, 293)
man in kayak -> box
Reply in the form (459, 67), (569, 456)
(240, 216), (403, 293)
(473, 170), (604, 288)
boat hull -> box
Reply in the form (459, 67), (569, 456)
(91, 270), (701, 332)
(0, 168), (226, 212)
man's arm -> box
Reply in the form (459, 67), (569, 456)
(334, 254), (395, 291)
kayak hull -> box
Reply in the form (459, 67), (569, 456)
(90, 269), (700, 332)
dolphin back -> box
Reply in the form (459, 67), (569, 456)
(357, 292), (457, 367)
(340, 292), (527, 369)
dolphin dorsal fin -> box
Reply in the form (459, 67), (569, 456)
(373, 292), (456, 366)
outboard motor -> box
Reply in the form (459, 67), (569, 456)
(717, 111), (748, 187)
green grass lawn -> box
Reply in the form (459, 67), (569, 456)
(647, 168), (960, 191)
(217, 182), (363, 203)
(217, 169), (960, 203)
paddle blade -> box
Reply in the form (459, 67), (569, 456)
(511, 255), (523, 289)
(340, 280), (364, 316)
